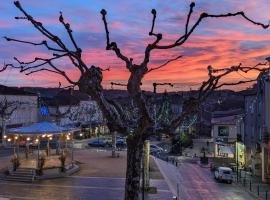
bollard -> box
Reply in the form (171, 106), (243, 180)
(257, 185), (260, 196)
(266, 191), (268, 200)
(176, 161), (178, 167)
(250, 180), (252, 191)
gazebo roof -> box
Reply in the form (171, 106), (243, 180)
(8, 121), (78, 135)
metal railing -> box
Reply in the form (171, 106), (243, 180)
(235, 173), (269, 200)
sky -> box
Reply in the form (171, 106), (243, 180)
(0, 0), (270, 92)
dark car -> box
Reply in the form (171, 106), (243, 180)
(116, 139), (127, 148)
(88, 140), (106, 147)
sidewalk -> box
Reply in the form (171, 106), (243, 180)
(234, 172), (270, 200)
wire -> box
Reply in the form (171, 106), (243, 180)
(236, 71), (253, 81)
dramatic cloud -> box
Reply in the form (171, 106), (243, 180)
(0, 0), (270, 92)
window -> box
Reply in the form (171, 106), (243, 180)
(218, 126), (229, 137)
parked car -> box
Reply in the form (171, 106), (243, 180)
(150, 144), (164, 154)
(214, 167), (233, 184)
(88, 139), (107, 147)
(116, 139), (126, 148)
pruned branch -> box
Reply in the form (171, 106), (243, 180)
(215, 79), (257, 89)
(3, 37), (64, 52)
(58, 11), (82, 57)
(144, 2), (269, 69)
(4, 1), (89, 78)
(0, 62), (8, 72)
(198, 62), (269, 102)
(148, 55), (182, 73)
(100, 9), (131, 70)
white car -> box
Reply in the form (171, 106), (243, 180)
(150, 144), (164, 154)
(214, 167), (233, 184)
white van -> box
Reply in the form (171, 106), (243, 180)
(214, 167), (233, 184)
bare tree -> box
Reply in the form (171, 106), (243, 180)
(100, 4), (269, 199)
(0, 98), (18, 142)
(3, 1), (270, 199)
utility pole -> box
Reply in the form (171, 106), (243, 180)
(110, 82), (127, 89)
(152, 82), (173, 94)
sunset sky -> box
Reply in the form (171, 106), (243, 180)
(0, 0), (270, 92)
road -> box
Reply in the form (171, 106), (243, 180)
(0, 176), (172, 200)
(155, 157), (258, 200)
(0, 148), (13, 158)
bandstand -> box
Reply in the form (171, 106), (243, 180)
(4, 121), (79, 180)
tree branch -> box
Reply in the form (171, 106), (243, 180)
(58, 12), (82, 57)
(147, 55), (182, 73)
(3, 37), (64, 52)
(100, 9), (131, 70)
(155, 4), (269, 49)
(12, 1), (87, 74)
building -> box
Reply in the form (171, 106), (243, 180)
(211, 109), (244, 162)
(37, 89), (107, 138)
(0, 85), (38, 142)
(243, 73), (270, 181)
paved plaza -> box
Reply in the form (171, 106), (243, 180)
(0, 148), (172, 200)
(0, 176), (172, 200)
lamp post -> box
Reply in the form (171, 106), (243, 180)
(236, 141), (239, 182)
(142, 147), (145, 200)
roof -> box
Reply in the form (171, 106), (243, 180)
(212, 109), (244, 118)
(240, 88), (257, 96)
(23, 87), (91, 106)
(0, 85), (37, 96)
(7, 121), (78, 135)
(211, 115), (240, 125)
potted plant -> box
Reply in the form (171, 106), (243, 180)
(11, 154), (20, 171)
(59, 152), (66, 172)
(37, 154), (46, 176)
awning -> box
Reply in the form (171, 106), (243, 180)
(7, 121), (79, 135)
(220, 146), (235, 154)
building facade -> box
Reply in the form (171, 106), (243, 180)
(0, 85), (38, 142)
(244, 74), (270, 181)
(211, 109), (244, 162)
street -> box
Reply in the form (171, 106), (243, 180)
(0, 176), (171, 200)
(155, 157), (258, 200)
(0, 148), (13, 158)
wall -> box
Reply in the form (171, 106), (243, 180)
(48, 100), (103, 127)
(0, 94), (38, 127)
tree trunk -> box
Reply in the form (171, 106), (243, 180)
(125, 137), (143, 200)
